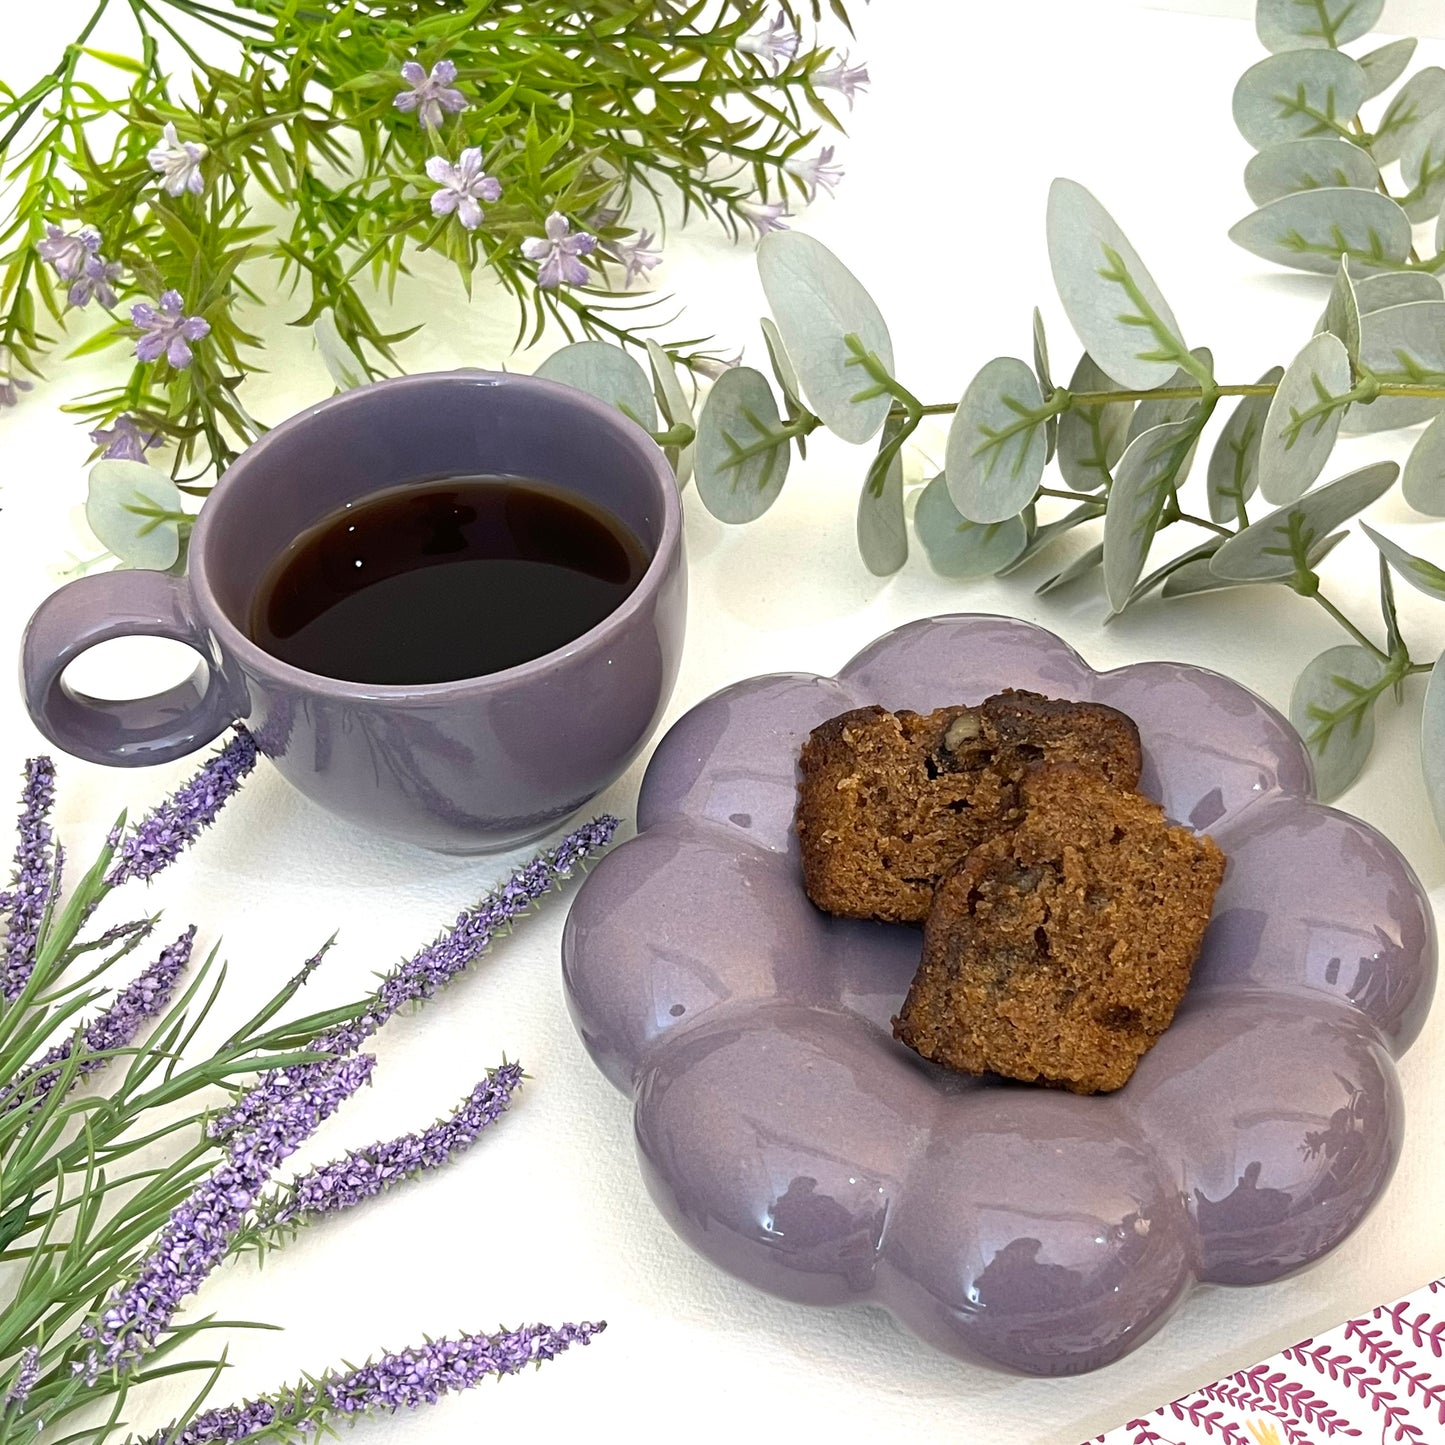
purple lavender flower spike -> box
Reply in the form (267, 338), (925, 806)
(521, 213), (597, 289)
(106, 729), (257, 889)
(90, 415), (159, 462)
(38, 224), (100, 281)
(735, 199), (789, 240)
(1, 928), (194, 1115)
(2, 1345), (40, 1417)
(736, 12), (801, 73)
(131, 290), (210, 369)
(209, 817), (616, 1141)
(147, 122), (207, 197)
(784, 145), (844, 200)
(0, 374), (33, 410)
(140, 1322), (604, 1443)
(425, 148), (501, 231)
(268, 1061), (522, 1226)
(68, 251), (123, 309)
(814, 53), (870, 106)
(3, 758), (57, 1003)
(615, 229), (663, 287)
(394, 58), (469, 129)
(86, 1052), (374, 1377)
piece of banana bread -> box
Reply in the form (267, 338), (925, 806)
(794, 691), (1142, 922)
(893, 764), (1226, 1094)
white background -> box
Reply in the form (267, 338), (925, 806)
(4, 3), (1445, 1443)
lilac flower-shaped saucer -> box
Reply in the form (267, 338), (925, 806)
(561, 615), (1436, 1375)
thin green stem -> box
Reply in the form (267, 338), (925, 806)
(1314, 590), (1390, 662)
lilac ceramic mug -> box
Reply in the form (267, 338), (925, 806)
(20, 371), (686, 853)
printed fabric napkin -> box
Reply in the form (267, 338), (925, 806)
(1086, 1279), (1445, 1444)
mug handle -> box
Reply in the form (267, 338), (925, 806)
(21, 569), (240, 766)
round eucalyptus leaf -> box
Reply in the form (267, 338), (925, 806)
(1372, 65), (1445, 167)
(645, 339), (694, 490)
(1229, 187), (1413, 275)
(694, 366), (790, 524)
(1358, 36), (1418, 100)
(1126, 348), (1212, 444)
(1162, 529), (1348, 597)
(1290, 644), (1386, 800)
(1207, 367), (1284, 523)
(1046, 178), (1188, 391)
(1399, 111), (1445, 223)
(1438, 201), (1445, 256)
(86, 461), (184, 571)
(1343, 301), (1445, 434)
(1359, 521), (1445, 599)
(312, 311), (367, 390)
(1257, 331), (1353, 504)
(1256, 0), (1382, 52)
(1233, 50), (1369, 150)
(1421, 647), (1445, 840)
(1351, 271), (1443, 313)
(535, 341), (658, 431)
(857, 417), (908, 576)
(1119, 537), (1222, 612)
(757, 231), (893, 445)
(1210, 460), (1399, 581)
(1037, 540), (1105, 596)
(945, 357), (1048, 524)
(1056, 353), (1133, 492)
(1319, 256), (1361, 366)
(757, 316), (803, 411)
(1103, 419), (1200, 613)
(996, 501), (1104, 576)
(1402, 410), (1445, 515)
(914, 473), (1029, 579)
(1243, 137), (1380, 206)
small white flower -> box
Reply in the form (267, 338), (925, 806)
(814, 53), (870, 107)
(783, 145), (844, 200)
(736, 12), (801, 74)
(735, 199), (789, 241)
(425, 148), (502, 231)
(147, 122), (207, 198)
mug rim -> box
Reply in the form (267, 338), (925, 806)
(188, 368), (684, 699)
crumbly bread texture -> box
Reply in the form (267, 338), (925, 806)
(893, 765), (1227, 1094)
(794, 691), (1142, 923)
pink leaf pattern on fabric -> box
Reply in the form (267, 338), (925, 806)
(1087, 1278), (1445, 1445)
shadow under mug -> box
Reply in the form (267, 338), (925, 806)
(20, 371), (687, 853)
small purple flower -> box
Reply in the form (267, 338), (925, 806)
(131, 290), (210, 370)
(147, 122), (207, 197)
(736, 12), (801, 73)
(38, 223), (100, 281)
(521, 212), (597, 289)
(105, 728), (257, 888)
(425, 148), (501, 231)
(814, 53), (871, 107)
(735, 199), (789, 240)
(394, 58), (468, 129)
(139, 1321), (603, 1443)
(85, 1051), (374, 1376)
(2, 1345), (39, 1416)
(90, 415), (159, 462)
(784, 145), (844, 200)
(615, 229), (663, 287)
(68, 250), (123, 309)
(3, 758), (57, 1003)
(210, 816), (617, 1141)
(0, 374), (33, 410)
(267, 1061), (521, 1226)
(1, 929), (194, 1114)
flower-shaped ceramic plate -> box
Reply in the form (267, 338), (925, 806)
(560, 615), (1436, 1376)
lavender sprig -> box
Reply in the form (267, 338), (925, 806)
(3, 757), (57, 1002)
(84, 1052), (374, 1378)
(105, 731), (257, 889)
(138, 1321), (605, 1444)
(209, 816), (617, 1141)
(0, 929), (194, 1115)
(262, 1061), (522, 1228)
(2, 1345), (40, 1417)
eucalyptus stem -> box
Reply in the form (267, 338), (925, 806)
(1311, 589), (1391, 663)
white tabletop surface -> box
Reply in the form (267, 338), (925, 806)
(4, 3), (1444, 1442)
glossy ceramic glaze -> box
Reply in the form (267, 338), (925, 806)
(560, 614), (1435, 1375)
(20, 371), (686, 852)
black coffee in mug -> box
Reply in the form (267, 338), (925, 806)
(250, 476), (650, 685)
